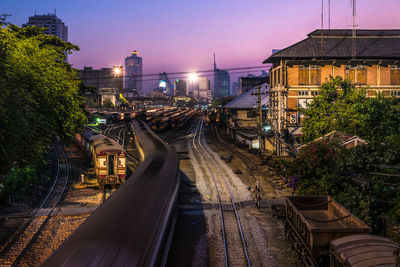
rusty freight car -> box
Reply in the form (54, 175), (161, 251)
(285, 196), (370, 267)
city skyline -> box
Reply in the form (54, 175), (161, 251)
(3, 0), (400, 72)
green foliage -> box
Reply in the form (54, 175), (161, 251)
(282, 139), (400, 232)
(302, 76), (400, 142)
(0, 25), (87, 173)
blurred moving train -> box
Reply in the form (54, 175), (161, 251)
(79, 128), (126, 187)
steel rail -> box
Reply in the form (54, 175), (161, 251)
(194, 118), (251, 266)
(211, 124), (279, 199)
(191, 118), (229, 267)
(0, 142), (70, 266)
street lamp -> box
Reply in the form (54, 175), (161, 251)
(188, 72), (198, 82)
(113, 66), (122, 76)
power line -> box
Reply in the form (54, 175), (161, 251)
(79, 65), (270, 82)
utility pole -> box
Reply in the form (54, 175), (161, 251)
(352, 0), (357, 58)
(328, 0), (331, 29)
(252, 85), (267, 153)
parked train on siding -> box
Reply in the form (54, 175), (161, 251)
(281, 196), (399, 267)
(81, 129), (126, 187)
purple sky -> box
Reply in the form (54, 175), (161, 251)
(2, 0), (400, 92)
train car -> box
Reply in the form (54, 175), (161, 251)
(285, 196), (371, 266)
(81, 129), (126, 187)
(92, 136), (126, 187)
(330, 234), (399, 266)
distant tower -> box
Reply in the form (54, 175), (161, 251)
(23, 12), (68, 60)
(125, 50), (143, 95)
(23, 12), (68, 42)
(213, 54), (230, 98)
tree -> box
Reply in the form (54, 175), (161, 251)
(302, 76), (400, 142)
(0, 25), (86, 173)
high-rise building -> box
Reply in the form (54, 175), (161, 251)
(197, 77), (211, 103)
(213, 54), (230, 98)
(232, 82), (239, 95)
(159, 72), (172, 95)
(125, 51), (143, 95)
(23, 12), (68, 42)
(174, 79), (187, 97)
(23, 12), (68, 60)
(79, 66), (123, 105)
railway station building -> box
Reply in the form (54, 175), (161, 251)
(263, 29), (400, 155)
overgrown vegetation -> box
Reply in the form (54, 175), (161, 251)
(282, 77), (400, 237)
(0, 25), (86, 203)
(301, 76), (400, 142)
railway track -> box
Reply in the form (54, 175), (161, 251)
(0, 143), (69, 267)
(192, 117), (251, 267)
(211, 124), (280, 199)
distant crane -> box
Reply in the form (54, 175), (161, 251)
(0, 14), (12, 26)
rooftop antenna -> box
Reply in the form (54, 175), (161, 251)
(352, 0), (356, 58)
(54, 8), (56, 15)
(328, 0), (331, 29)
(320, 0), (325, 50)
(213, 53), (216, 70)
(34, 9), (36, 15)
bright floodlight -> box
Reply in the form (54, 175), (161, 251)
(113, 67), (122, 76)
(188, 72), (198, 82)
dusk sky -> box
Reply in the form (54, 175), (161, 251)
(2, 0), (400, 91)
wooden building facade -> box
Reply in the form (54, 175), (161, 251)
(263, 29), (400, 155)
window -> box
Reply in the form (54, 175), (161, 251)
(118, 157), (125, 168)
(310, 66), (321, 85)
(390, 91), (400, 97)
(345, 65), (367, 85)
(298, 91), (309, 96)
(391, 65), (400, 85)
(298, 65), (321, 85)
(311, 91), (319, 96)
(299, 66), (308, 85)
(247, 110), (257, 118)
(298, 98), (311, 109)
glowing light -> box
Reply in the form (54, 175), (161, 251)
(188, 72), (198, 82)
(113, 67), (122, 76)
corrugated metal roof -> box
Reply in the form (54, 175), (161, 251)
(225, 84), (269, 109)
(264, 29), (400, 63)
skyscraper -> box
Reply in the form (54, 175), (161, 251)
(23, 12), (68, 60)
(232, 82), (239, 96)
(125, 51), (143, 95)
(213, 54), (230, 98)
(23, 12), (68, 42)
(197, 77), (210, 103)
(174, 79), (187, 97)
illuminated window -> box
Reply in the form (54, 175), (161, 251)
(99, 158), (106, 167)
(391, 65), (400, 85)
(118, 157), (126, 168)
